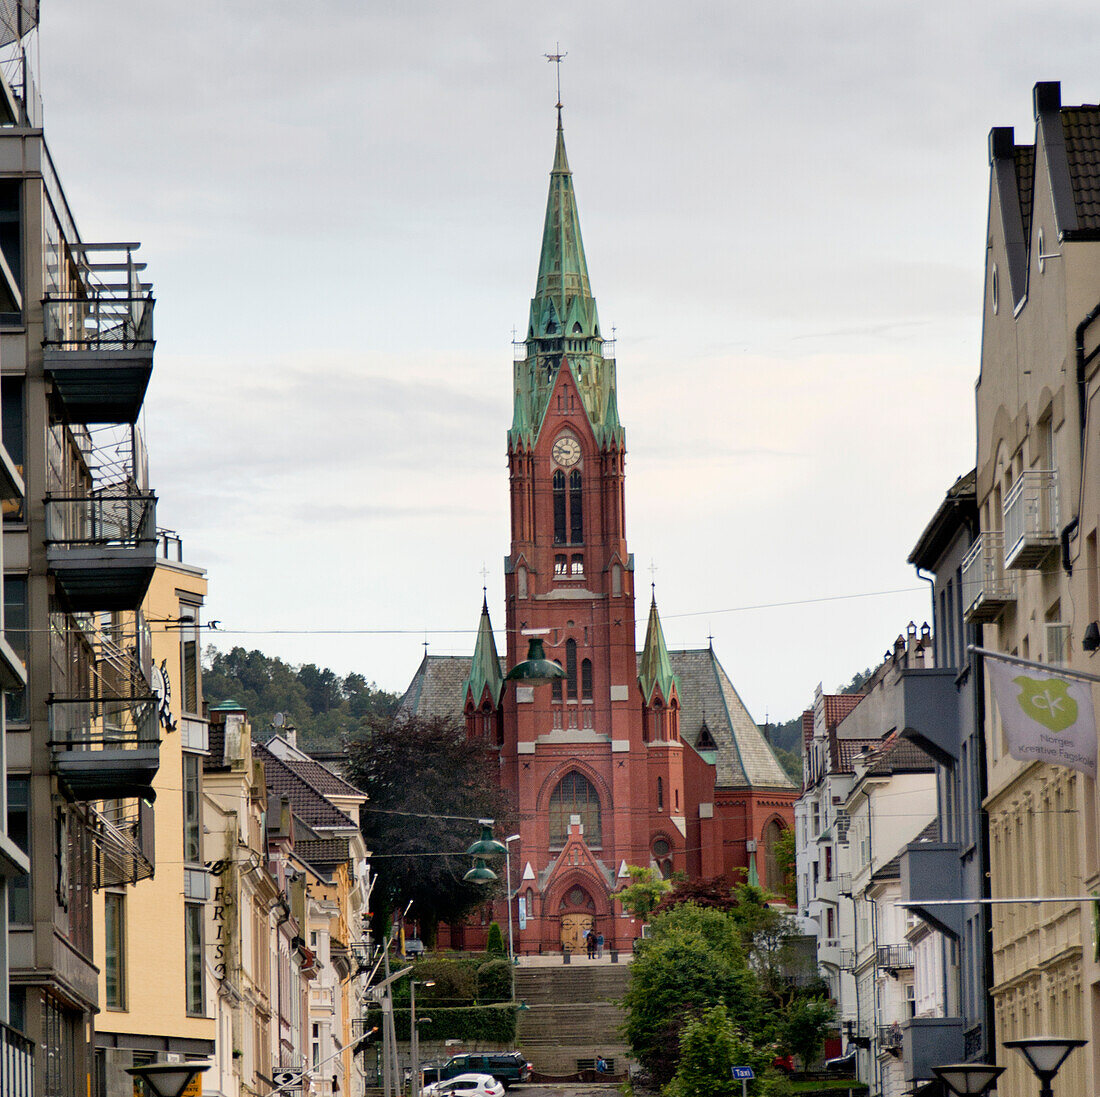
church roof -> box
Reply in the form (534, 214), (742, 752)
(638, 597), (678, 704)
(667, 648), (795, 791)
(462, 598), (505, 707)
(397, 644), (793, 792)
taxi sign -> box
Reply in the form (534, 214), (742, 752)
(731, 1066), (754, 1080)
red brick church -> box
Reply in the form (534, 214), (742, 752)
(398, 108), (796, 953)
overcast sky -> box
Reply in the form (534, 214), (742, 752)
(29, 2), (1100, 724)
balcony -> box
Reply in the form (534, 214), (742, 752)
(0, 1020), (34, 1097)
(46, 490), (157, 610)
(42, 244), (154, 424)
(876, 943), (913, 972)
(899, 667), (959, 764)
(837, 872), (853, 896)
(902, 1016), (965, 1083)
(839, 948), (856, 969)
(1004, 470), (1059, 569)
(878, 1023), (904, 1055)
(900, 840), (962, 938)
(961, 531), (1015, 623)
(90, 798), (154, 887)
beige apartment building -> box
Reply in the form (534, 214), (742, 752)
(91, 538), (215, 1093)
(972, 81), (1100, 1096)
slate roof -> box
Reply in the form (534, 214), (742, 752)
(398, 647), (793, 791)
(1015, 145), (1035, 245)
(282, 757), (364, 799)
(1063, 106), (1100, 230)
(667, 648), (794, 790)
(256, 742), (358, 832)
(866, 733), (936, 775)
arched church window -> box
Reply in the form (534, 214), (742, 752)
(657, 777), (663, 811)
(553, 470), (566, 545)
(581, 658), (592, 699)
(565, 639), (578, 699)
(612, 564), (622, 597)
(552, 661), (563, 703)
(569, 469), (584, 543)
(517, 565), (528, 599)
(525, 887), (534, 915)
(570, 554), (584, 577)
(762, 819), (788, 895)
(555, 554), (567, 577)
(652, 700), (664, 740)
(548, 771), (601, 847)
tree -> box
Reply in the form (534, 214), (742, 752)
(664, 1005), (790, 1097)
(622, 903), (758, 1084)
(779, 996), (833, 1069)
(345, 714), (515, 945)
(653, 874), (738, 916)
(774, 830), (797, 906)
(486, 921), (505, 956)
(616, 865), (671, 921)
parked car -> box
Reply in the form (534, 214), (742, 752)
(771, 1054), (795, 1074)
(431, 1052), (532, 1088)
(824, 1049), (857, 1075)
(422, 1074), (504, 1097)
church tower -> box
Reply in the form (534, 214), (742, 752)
(501, 109), (658, 952)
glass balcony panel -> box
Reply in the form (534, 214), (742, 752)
(1003, 469), (1059, 569)
(902, 1017), (965, 1083)
(961, 531), (1015, 623)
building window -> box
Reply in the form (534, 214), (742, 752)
(185, 901), (205, 1015)
(611, 563), (622, 596)
(581, 659), (592, 700)
(553, 470), (567, 544)
(569, 469), (583, 543)
(570, 553), (584, 577)
(312, 1023), (322, 1070)
(0, 181), (21, 326)
(4, 575), (26, 722)
(657, 777), (663, 811)
(183, 753), (201, 864)
(763, 819), (788, 894)
(549, 771), (601, 846)
(565, 639), (578, 699)
(7, 775), (29, 923)
(517, 565), (528, 599)
(1, 377), (23, 522)
(551, 661), (563, 703)
(554, 553), (567, 577)
(104, 892), (126, 1010)
(180, 601), (201, 714)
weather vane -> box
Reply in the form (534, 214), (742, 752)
(545, 44), (566, 113)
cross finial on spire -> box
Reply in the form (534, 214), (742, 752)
(479, 562), (490, 603)
(648, 559), (658, 602)
(545, 44), (566, 123)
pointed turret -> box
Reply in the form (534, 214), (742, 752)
(463, 597), (505, 709)
(511, 112), (623, 450)
(638, 595), (678, 705)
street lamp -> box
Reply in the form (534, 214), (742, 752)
(504, 833), (521, 996)
(464, 819), (507, 884)
(1004, 1037), (1086, 1097)
(126, 1062), (210, 1097)
(931, 1064), (1005, 1096)
(410, 979), (436, 1097)
(504, 635), (567, 686)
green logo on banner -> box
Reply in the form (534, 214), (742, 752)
(1013, 675), (1078, 732)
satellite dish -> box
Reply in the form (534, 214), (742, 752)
(272, 712), (285, 728)
(0, 1), (38, 48)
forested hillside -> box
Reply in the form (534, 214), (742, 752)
(202, 646), (402, 751)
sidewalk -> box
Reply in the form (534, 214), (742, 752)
(516, 951), (631, 967)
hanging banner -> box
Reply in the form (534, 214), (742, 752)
(518, 896), (527, 931)
(987, 657), (1098, 778)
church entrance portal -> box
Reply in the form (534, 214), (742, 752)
(560, 913), (594, 953)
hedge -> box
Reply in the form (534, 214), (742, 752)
(477, 959), (512, 1004)
(372, 1004), (517, 1043)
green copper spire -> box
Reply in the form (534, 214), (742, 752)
(638, 594), (678, 705)
(510, 112), (624, 451)
(463, 597), (504, 707)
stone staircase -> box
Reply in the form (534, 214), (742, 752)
(514, 962), (633, 1075)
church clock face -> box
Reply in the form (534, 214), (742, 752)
(552, 435), (581, 467)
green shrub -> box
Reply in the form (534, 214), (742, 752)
(396, 958), (477, 1006)
(378, 1004), (517, 1043)
(477, 958), (512, 1003)
(486, 922), (506, 956)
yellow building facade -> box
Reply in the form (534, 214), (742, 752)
(91, 539), (215, 1093)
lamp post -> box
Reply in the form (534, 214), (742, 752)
(931, 1064), (1005, 1097)
(410, 979), (436, 1097)
(504, 833), (521, 997)
(126, 1062), (211, 1097)
(1004, 1037), (1086, 1097)
(464, 819), (508, 885)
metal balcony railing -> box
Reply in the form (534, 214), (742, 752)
(43, 294), (153, 354)
(1004, 470), (1059, 569)
(878, 1023), (904, 1050)
(89, 798), (154, 888)
(839, 948), (856, 969)
(837, 872), (853, 896)
(961, 531), (1015, 624)
(45, 490), (155, 547)
(876, 943), (914, 971)
(0, 1020), (33, 1097)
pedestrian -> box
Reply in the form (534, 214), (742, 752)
(596, 932), (604, 959)
(585, 929), (595, 959)
(596, 1055), (608, 1075)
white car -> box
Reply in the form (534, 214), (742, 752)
(422, 1074), (505, 1097)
